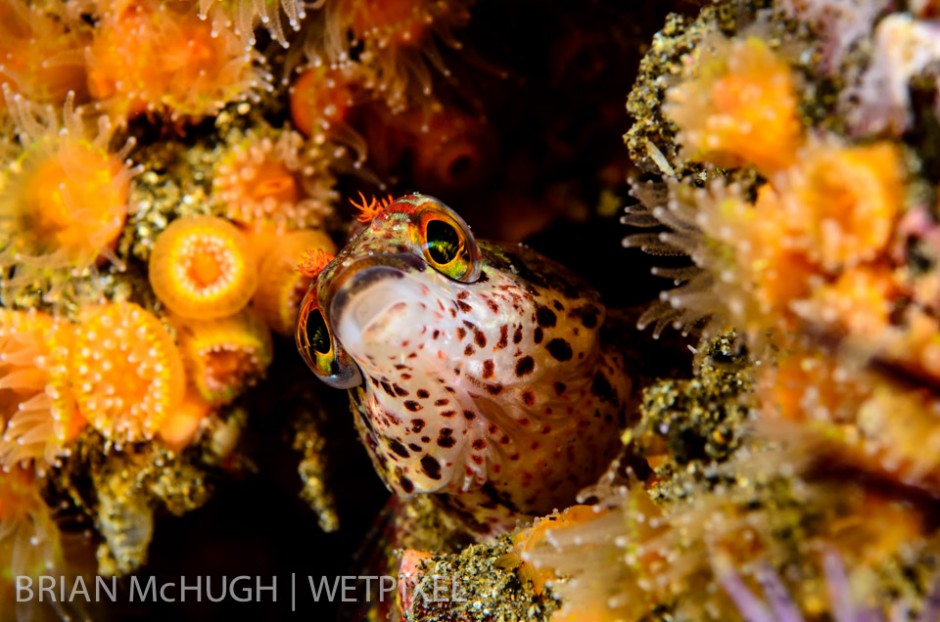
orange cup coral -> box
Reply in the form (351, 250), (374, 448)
(175, 309), (273, 406)
(774, 142), (905, 271)
(86, 0), (269, 122)
(70, 302), (185, 443)
(0, 309), (80, 469)
(212, 128), (336, 233)
(148, 215), (259, 320)
(0, 0), (89, 109)
(666, 35), (802, 174)
(157, 390), (214, 450)
(0, 93), (132, 273)
(252, 228), (336, 335)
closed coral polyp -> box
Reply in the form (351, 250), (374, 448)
(158, 390), (213, 450)
(149, 215), (258, 319)
(252, 228), (336, 335)
(667, 36), (802, 173)
(71, 302), (185, 443)
(176, 310), (273, 406)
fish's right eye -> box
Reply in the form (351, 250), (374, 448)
(296, 287), (363, 389)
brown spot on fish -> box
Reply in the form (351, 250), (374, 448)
(496, 325), (508, 350)
(421, 455), (442, 480)
(546, 338), (573, 361)
(389, 440), (410, 458)
(515, 355), (535, 377)
(536, 306), (557, 328)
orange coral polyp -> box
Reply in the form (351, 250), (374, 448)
(0, 0), (89, 109)
(781, 142), (904, 270)
(213, 129), (335, 232)
(290, 66), (355, 136)
(176, 310), (273, 405)
(667, 36), (802, 174)
(86, 0), (267, 121)
(1, 94), (133, 271)
(149, 215), (258, 319)
(71, 302), (185, 443)
(158, 390), (213, 450)
(253, 229), (337, 335)
(0, 309), (81, 468)
(22, 142), (129, 263)
(349, 0), (432, 46)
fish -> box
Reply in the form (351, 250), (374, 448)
(296, 193), (630, 535)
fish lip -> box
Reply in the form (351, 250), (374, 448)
(327, 253), (427, 355)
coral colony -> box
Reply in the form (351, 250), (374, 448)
(2, 1), (940, 621)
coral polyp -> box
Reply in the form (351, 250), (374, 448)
(174, 309), (272, 406)
(212, 127), (336, 232)
(70, 302), (185, 443)
(252, 228), (336, 335)
(0, 0), (89, 109)
(197, 0), (306, 48)
(148, 215), (258, 320)
(0, 309), (79, 469)
(665, 34), (802, 174)
(0, 466), (64, 615)
(86, 0), (270, 122)
(288, 61), (370, 164)
(775, 141), (905, 272)
(157, 390), (213, 450)
(318, 0), (473, 111)
(0, 92), (133, 274)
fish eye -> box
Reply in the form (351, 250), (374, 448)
(296, 287), (363, 389)
(306, 307), (331, 356)
(425, 219), (461, 264)
(416, 201), (481, 283)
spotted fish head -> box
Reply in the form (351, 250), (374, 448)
(297, 194), (626, 514)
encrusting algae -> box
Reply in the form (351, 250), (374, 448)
(3, 0), (940, 621)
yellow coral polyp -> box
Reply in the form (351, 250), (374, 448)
(0, 93), (132, 271)
(0, 309), (81, 468)
(252, 229), (337, 335)
(212, 129), (336, 232)
(666, 35), (802, 174)
(779, 142), (904, 271)
(70, 302), (185, 443)
(86, 0), (269, 122)
(149, 215), (258, 320)
(176, 309), (273, 406)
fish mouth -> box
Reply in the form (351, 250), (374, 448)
(329, 254), (429, 359)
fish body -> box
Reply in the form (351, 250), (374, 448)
(297, 194), (629, 534)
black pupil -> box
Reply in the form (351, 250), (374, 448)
(307, 307), (331, 355)
(426, 219), (460, 264)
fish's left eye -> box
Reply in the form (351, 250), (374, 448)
(416, 201), (481, 283)
(426, 218), (463, 266)
(296, 287), (363, 389)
